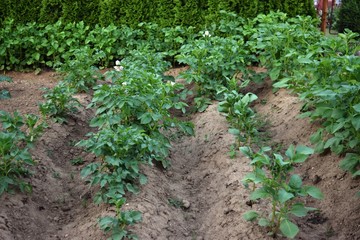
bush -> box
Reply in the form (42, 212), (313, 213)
(338, 0), (360, 33)
(1, 0), (316, 28)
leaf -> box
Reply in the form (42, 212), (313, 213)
(250, 188), (270, 200)
(243, 210), (259, 221)
(279, 219), (299, 239)
(239, 146), (252, 158)
(297, 57), (312, 64)
(353, 103), (360, 113)
(139, 174), (147, 185)
(285, 144), (295, 159)
(269, 67), (281, 81)
(351, 115), (360, 131)
(0, 90), (11, 100)
(290, 203), (308, 217)
(278, 189), (294, 203)
(228, 128), (240, 136)
(111, 231), (127, 240)
(258, 218), (270, 227)
(339, 153), (360, 175)
(98, 216), (116, 230)
(289, 174), (302, 189)
(310, 129), (323, 144)
(139, 112), (152, 125)
(305, 186), (324, 199)
(241, 93), (258, 105)
(0, 75), (13, 83)
(295, 145), (314, 155)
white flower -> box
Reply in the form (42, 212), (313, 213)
(122, 82), (127, 86)
(115, 60), (121, 66)
(203, 30), (211, 37)
(167, 81), (176, 86)
(114, 65), (124, 71)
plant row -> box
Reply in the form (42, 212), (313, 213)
(39, 49), (194, 238)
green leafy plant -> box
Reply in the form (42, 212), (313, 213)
(98, 198), (141, 240)
(0, 111), (45, 194)
(59, 47), (105, 92)
(218, 88), (260, 146)
(0, 75), (13, 99)
(39, 82), (81, 123)
(241, 145), (323, 238)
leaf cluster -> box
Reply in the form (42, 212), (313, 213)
(241, 145), (323, 238)
(0, 111), (45, 195)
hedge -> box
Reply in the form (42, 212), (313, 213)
(0, 0), (316, 27)
(338, 0), (360, 33)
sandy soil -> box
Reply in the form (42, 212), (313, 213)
(0, 69), (359, 240)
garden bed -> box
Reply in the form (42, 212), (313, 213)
(0, 70), (358, 240)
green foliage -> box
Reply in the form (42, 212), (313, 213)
(39, 0), (63, 24)
(0, 75), (12, 100)
(0, 111), (45, 195)
(176, 34), (255, 102)
(241, 145), (322, 238)
(59, 47), (105, 92)
(98, 198), (141, 240)
(1, 0), (315, 28)
(338, 0), (360, 33)
(219, 88), (260, 146)
(77, 50), (193, 239)
(39, 82), (81, 123)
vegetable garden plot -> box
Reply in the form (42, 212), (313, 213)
(0, 70), (359, 240)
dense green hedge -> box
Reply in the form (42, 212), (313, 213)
(0, 0), (316, 27)
(338, 0), (360, 33)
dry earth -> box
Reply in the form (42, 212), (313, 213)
(0, 69), (359, 240)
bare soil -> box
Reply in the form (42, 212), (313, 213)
(0, 69), (359, 240)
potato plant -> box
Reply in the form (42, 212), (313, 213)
(39, 81), (81, 123)
(241, 145), (323, 239)
(0, 111), (45, 194)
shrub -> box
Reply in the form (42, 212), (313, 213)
(337, 0), (360, 33)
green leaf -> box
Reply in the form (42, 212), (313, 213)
(250, 188), (270, 200)
(258, 218), (270, 227)
(279, 219), (299, 239)
(353, 103), (360, 113)
(241, 93), (258, 105)
(351, 115), (360, 131)
(285, 144), (295, 159)
(111, 231), (127, 240)
(290, 203), (308, 217)
(339, 153), (360, 175)
(139, 174), (147, 185)
(278, 189), (294, 203)
(243, 210), (259, 221)
(0, 90), (11, 100)
(297, 57), (312, 64)
(295, 145), (314, 155)
(239, 146), (252, 158)
(139, 112), (152, 125)
(310, 129), (323, 144)
(269, 67), (281, 81)
(305, 186), (324, 199)
(228, 128), (240, 136)
(289, 174), (302, 189)
(0, 75), (13, 83)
